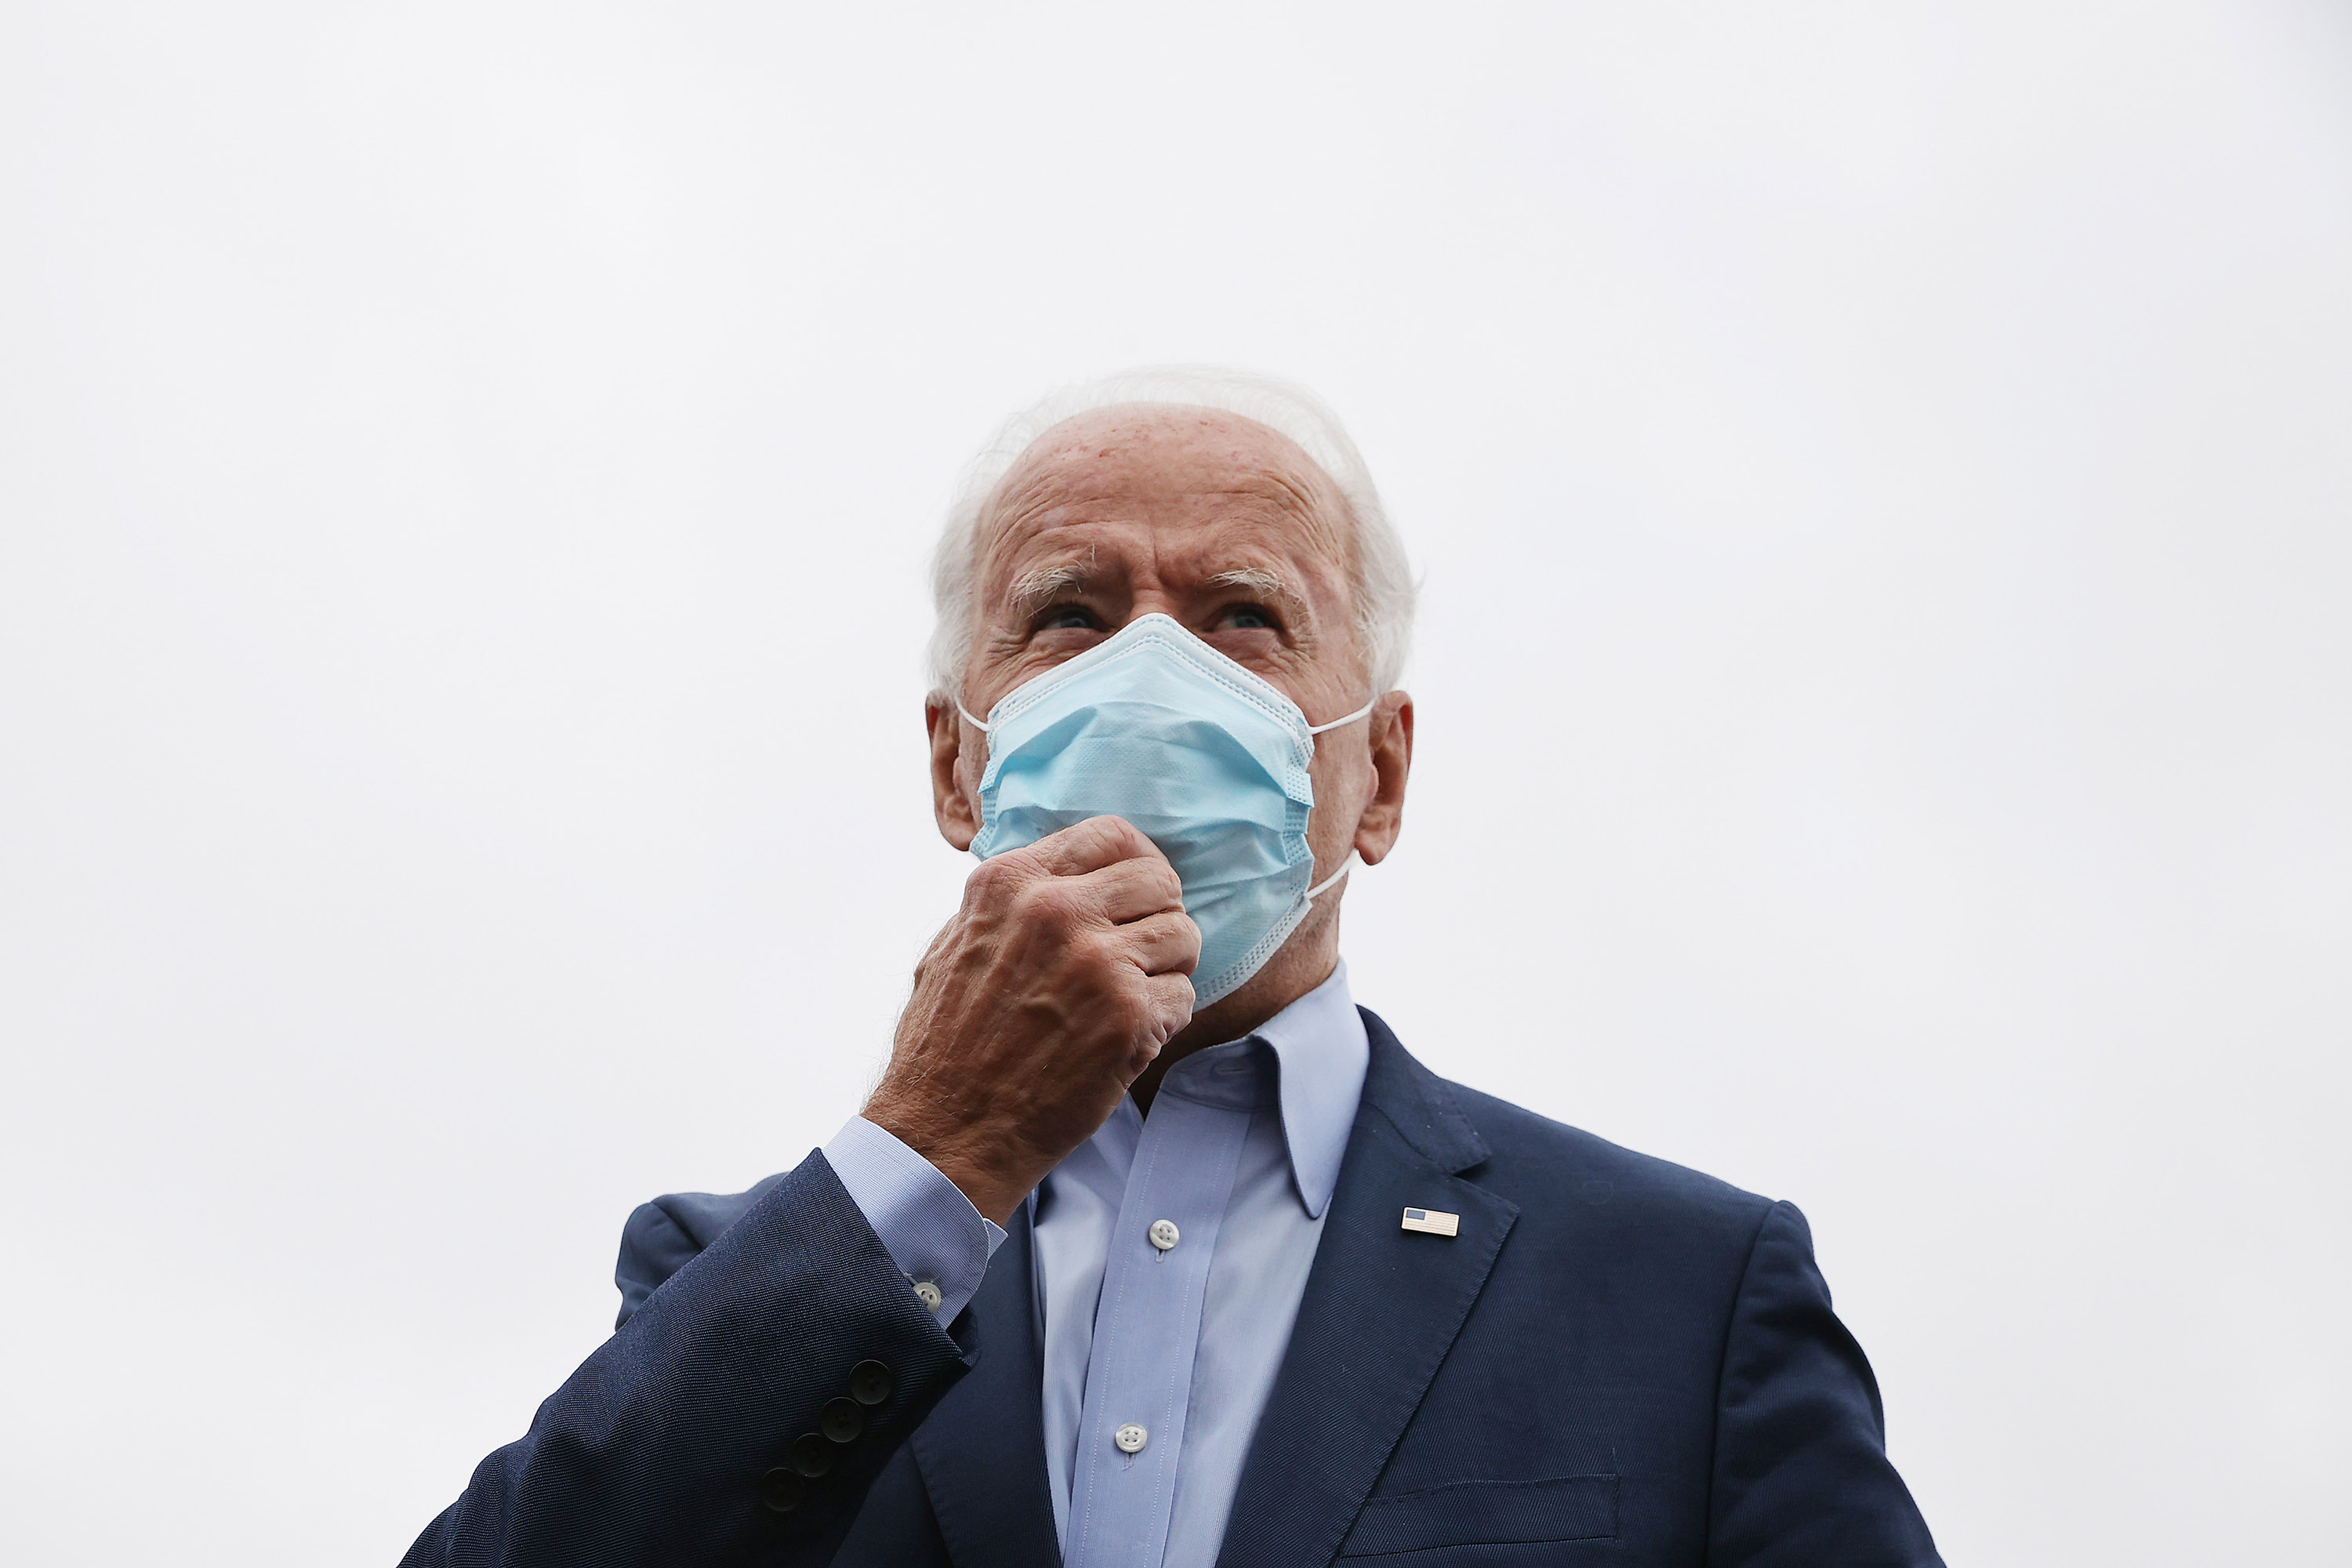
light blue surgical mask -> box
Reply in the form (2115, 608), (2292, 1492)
(960, 612), (1374, 1007)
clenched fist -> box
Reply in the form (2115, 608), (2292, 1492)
(864, 815), (1200, 1225)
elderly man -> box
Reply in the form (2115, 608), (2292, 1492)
(401, 369), (1941, 1567)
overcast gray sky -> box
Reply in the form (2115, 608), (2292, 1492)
(4, 4), (2348, 1563)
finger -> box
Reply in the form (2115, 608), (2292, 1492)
(1140, 971), (1197, 1040)
(1114, 910), (1201, 977)
(1024, 815), (1166, 878)
(1069, 855), (1186, 925)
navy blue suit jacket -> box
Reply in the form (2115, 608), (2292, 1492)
(402, 1011), (1941, 1566)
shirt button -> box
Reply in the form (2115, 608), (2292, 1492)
(1147, 1219), (1180, 1251)
(1113, 1422), (1149, 1454)
(912, 1279), (943, 1313)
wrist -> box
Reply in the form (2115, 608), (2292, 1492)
(862, 1095), (1042, 1227)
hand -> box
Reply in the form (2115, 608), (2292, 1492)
(865, 816), (1200, 1225)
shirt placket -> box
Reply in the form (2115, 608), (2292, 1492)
(1062, 1074), (1252, 1568)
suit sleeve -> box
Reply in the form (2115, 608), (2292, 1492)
(399, 1149), (977, 1568)
(1707, 1200), (1944, 1567)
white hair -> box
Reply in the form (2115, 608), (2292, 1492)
(926, 365), (1416, 703)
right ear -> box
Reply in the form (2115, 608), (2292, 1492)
(926, 699), (981, 851)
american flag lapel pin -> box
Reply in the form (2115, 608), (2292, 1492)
(1400, 1206), (1459, 1237)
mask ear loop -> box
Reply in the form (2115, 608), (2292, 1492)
(1300, 699), (1377, 902)
(1305, 698), (1377, 735)
(1305, 853), (1357, 902)
(955, 702), (993, 731)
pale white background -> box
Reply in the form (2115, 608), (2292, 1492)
(3, 4), (2347, 1563)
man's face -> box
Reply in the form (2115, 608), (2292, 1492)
(930, 405), (1397, 887)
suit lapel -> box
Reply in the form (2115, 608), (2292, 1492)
(1214, 1011), (1518, 1568)
(911, 1203), (1061, 1568)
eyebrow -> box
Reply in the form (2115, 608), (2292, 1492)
(1007, 561), (1092, 619)
(1207, 566), (1302, 606)
(1000, 560), (1313, 622)
(1207, 568), (1316, 633)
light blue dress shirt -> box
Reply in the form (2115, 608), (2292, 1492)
(823, 961), (1369, 1568)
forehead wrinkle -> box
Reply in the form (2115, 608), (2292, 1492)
(986, 485), (1346, 589)
(996, 546), (1311, 619)
(983, 416), (1348, 549)
(970, 415), (1359, 645)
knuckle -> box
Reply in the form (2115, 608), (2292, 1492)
(1017, 879), (1080, 931)
(999, 875), (1042, 919)
(1093, 815), (1145, 856)
(1141, 978), (1194, 1037)
(967, 855), (1020, 898)
(1112, 980), (1156, 1030)
(1066, 925), (1115, 969)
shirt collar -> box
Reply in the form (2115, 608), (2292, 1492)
(1037, 962), (1370, 1225)
(1240, 959), (1368, 1220)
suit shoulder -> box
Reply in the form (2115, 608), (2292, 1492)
(1443, 1077), (1776, 1236)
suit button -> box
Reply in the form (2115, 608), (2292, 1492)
(821, 1397), (864, 1443)
(759, 1467), (805, 1513)
(789, 1431), (834, 1477)
(848, 1360), (894, 1406)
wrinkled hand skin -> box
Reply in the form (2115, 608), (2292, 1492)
(864, 815), (1201, 1225)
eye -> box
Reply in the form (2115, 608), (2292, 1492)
(1037, 603), (1101, 632)
(1214, 604), (1279, 632)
